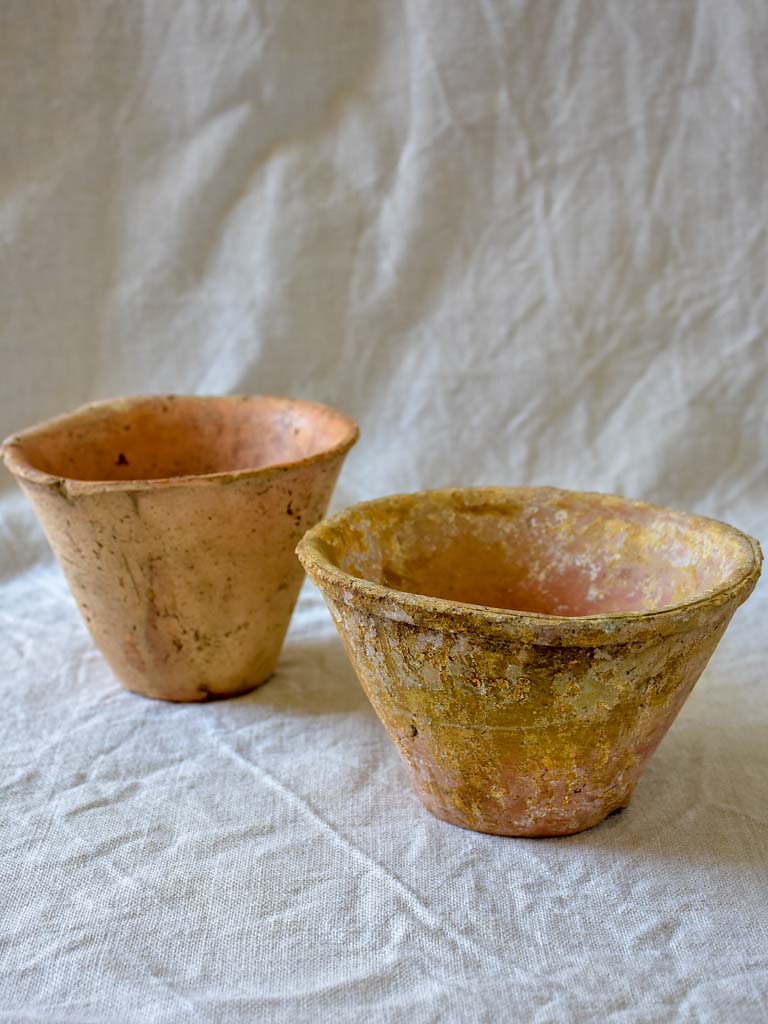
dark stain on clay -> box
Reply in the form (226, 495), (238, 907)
(49, 479), (75, 505)
(120, 555), (142, 601)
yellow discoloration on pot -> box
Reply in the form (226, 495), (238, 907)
(298, 487), (761, 836)
(2, 395), (358, 701)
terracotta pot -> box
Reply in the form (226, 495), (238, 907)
(2, 395), (358, 701)
(297, 487), (761, 836)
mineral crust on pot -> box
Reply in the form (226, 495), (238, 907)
(297, 487), (761, 836)
(2, 395), (358, 701)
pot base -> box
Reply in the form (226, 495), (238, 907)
(419, 795), (632, 838)
(123, 671), (274, 703)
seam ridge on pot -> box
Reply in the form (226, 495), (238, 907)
(384, 709), (615, 732)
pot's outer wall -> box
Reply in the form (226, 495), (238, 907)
(299, 487), (761, 837)
(323, 593), (740, 836)
(18, 457), (345, 701)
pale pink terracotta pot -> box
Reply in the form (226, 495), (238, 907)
(298, 487), (762, 836)
(2, 395), (358, 701)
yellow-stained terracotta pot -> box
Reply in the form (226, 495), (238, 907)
(2, 395), (358, 701)
(297, 487), (761, 836)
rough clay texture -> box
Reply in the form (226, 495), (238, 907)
(299, 488), (761, 836)
(1, 2), (767, 1018)
(3, 395), (357, 701)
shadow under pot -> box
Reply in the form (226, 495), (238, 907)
(2, 394), (358, 701)
(297, 486), (761, 837)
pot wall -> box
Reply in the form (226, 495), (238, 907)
(323, 592), (738, 836)
(19, 457), (345, 701)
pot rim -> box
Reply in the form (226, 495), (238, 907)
(296, 486), (762, 647)
(1, 394), (359, 495)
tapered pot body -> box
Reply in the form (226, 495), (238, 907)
(3, 395), (358, 701)
(298, 488), (761, 836)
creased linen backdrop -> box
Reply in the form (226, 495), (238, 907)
(1, 2), (766, 1022)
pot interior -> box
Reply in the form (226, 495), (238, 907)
(9, 396), (356, 482)
(319, 489), (751, 617)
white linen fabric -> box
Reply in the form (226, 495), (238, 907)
(0, 2), (766, 1021)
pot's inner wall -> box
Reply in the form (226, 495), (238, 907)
(14, 398), (353, 481)
(327, 492), (747, 616)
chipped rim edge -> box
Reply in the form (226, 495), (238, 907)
(296, 486), (763, 647)
(0, 394), (360, 496)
